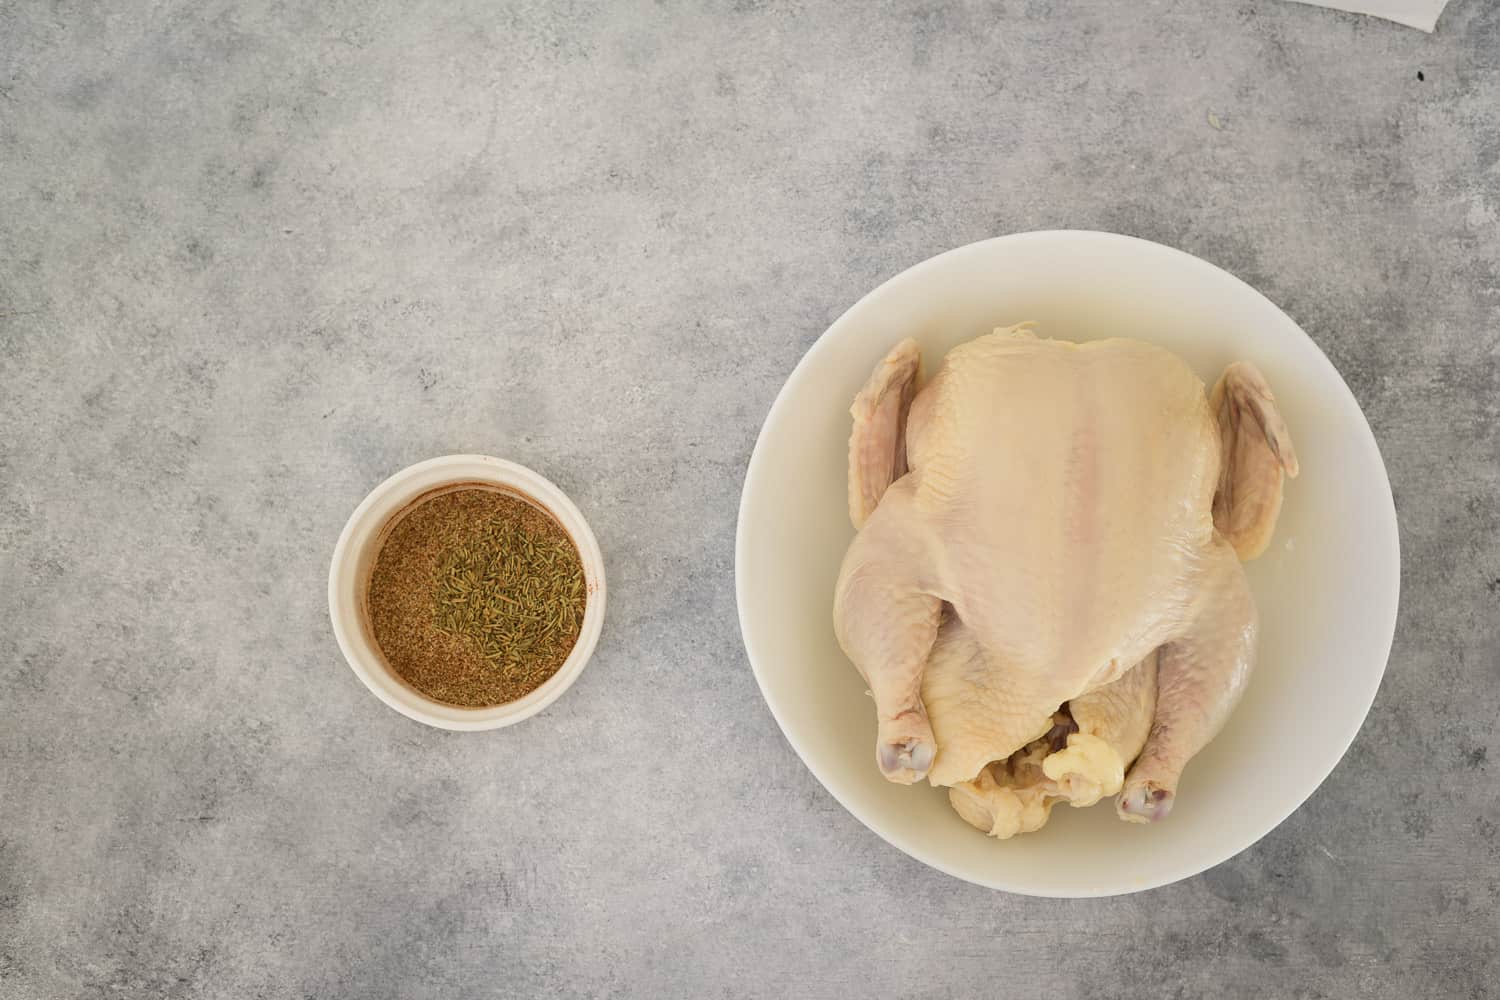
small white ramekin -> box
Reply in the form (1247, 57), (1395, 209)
(328, 454), (606, 730)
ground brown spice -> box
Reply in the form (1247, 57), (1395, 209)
(365, 487), (587, 707)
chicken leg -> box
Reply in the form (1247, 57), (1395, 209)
(1118, 541), (1256, 822)
(834, 479), (942, 783)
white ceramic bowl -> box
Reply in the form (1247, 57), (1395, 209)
(329, 455), (606, 730)
(736, 232), (1400, 896)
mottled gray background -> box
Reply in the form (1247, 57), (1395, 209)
(2, 0), (1498, 997)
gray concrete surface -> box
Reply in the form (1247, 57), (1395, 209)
(2, 1), (1498, 997)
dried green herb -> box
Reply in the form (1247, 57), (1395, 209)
(432, 515), (584, 674)
(366, 488), (587, 707)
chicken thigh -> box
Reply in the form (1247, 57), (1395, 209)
(833, 326), (1297, 831)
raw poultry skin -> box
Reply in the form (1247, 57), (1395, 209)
(833, 326), (1297, 834)
(950, 649), (1160, 838)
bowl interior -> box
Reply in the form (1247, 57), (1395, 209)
(736, 232), (1399, 896)
(330, 455), (606, 731)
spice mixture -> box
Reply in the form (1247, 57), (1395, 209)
(366, 487), (587, 707)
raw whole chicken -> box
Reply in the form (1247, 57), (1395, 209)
(833, 326), (1297, 837)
